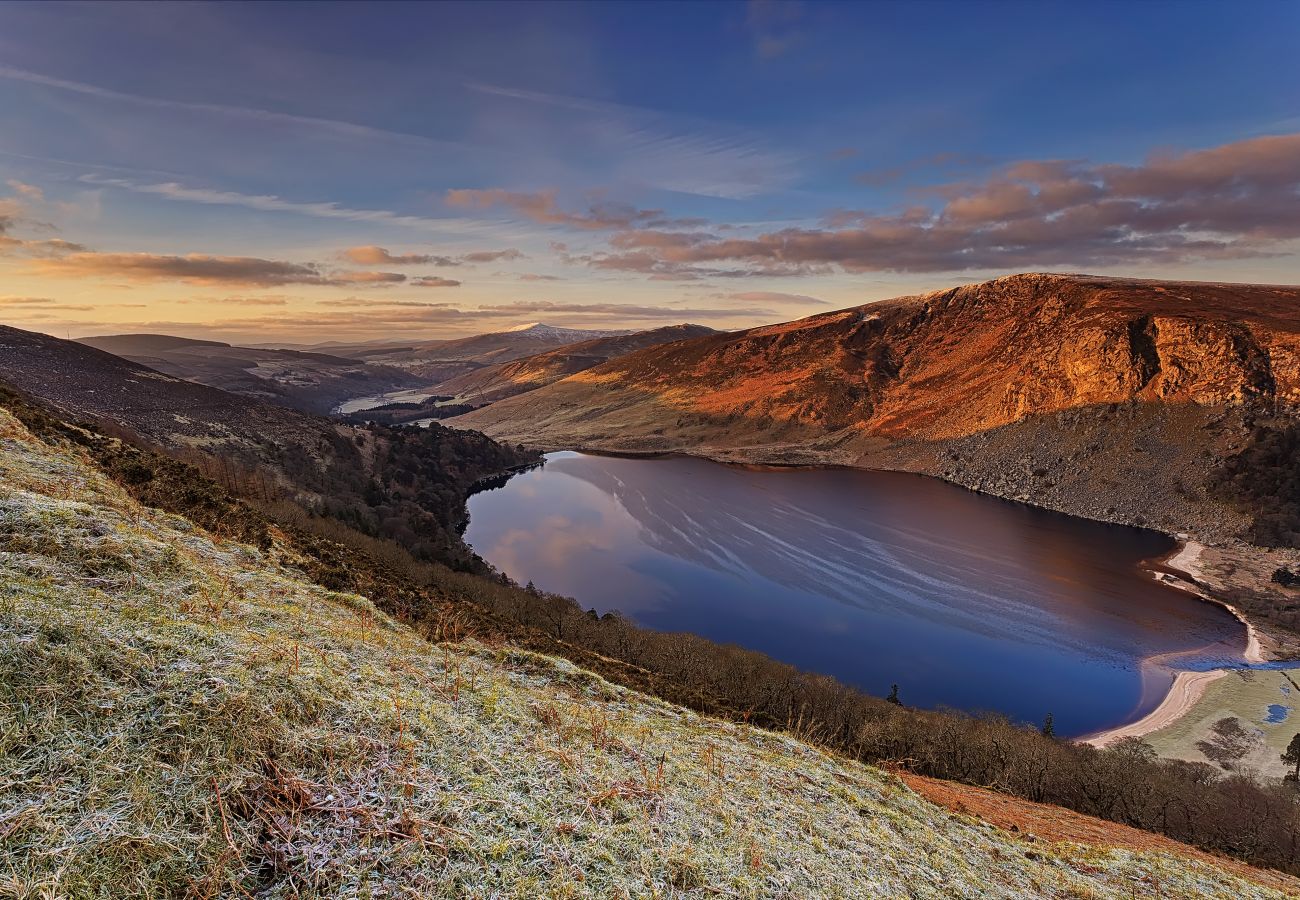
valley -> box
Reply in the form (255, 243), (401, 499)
(6, 5), (1299, 895)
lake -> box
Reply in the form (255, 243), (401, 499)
(464, 451), (1248, 738)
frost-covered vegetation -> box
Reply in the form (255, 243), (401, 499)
(1, 408), (1294, 897)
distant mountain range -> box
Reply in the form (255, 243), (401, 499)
(0, 322), (535, 566)
(280, 323), (643, 383)
(76, 333), (423, 414)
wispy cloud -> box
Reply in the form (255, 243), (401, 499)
(83, 176), (493, 235)
(745, 0), (808, 60)
(714, 290), (828, 306)
(30, 250), (429, 288)
(32, 252), (337, 286)
(340, 245), (524, 266)
(473, 300), (777, 320)
(0, 63), (465, 154)
(467, 82), (796, 199)
(446, 188), (707, 231)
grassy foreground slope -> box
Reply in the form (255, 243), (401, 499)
(0, 408), (1290, 899)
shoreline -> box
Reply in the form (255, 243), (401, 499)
(1083, 539), (1264, 747)
(1080, 669), (1229, 747)
(1149, 540), (1265, 664)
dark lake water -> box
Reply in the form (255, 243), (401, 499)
(465, 452), (1247, 737)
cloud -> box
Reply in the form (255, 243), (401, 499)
(5, 180), (44, 202)
(340, 245), (525, 267)
(853, 152), (995, 187)
(446, 188), (707, 231)
(333, 270), (407, 285)
(217, 296), (290, 306)
(83, 176), (495, 235)
(466, 83), (795, 199)
(318, 297), (458, 308)
(0, 295), (92, 312)
(0, 63), (465, 155)
(460, 248), (525, 263)
(519, 273), (563, 281)
(33, 251), (338, 286)
(579, 132), (1300, 275)
(0, 236), (88, 257)
(474, 300), (775, 320)
(341, 245), (442, 266)
(746, 0), (807, 60)
(0, 295), (57, 305)
(412, 276), (462, 288)
(714, 291), (828, 306)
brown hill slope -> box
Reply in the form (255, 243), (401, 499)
(435, 323), (717, 404)
(456, 273), (1299, 443)
(77, 332), (422, 414)
(451, 273), (1300, 569)
(0, 323), (535, 565)
(336, 322), (636, 381)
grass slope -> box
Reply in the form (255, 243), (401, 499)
(0, 406), (1289, 898)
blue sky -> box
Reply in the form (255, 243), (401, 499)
(0, 0), (1297, 342)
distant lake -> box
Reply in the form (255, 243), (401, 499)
(465, 452), (1247, 738)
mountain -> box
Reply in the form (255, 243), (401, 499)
(0, 323), (536, 565)
(3, 399), (1294, 898)
(323, 323), (638, 382)
(77, 332), (424, 414)
(452, 274), (1298, 518)
(450, 274), (1300, 638)
(434, 324), (717, 405)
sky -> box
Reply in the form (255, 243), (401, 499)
(0, 0), (1298, 344)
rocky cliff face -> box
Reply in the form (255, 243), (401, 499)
(450, 274), (1300, 544)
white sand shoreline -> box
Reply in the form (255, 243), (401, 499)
(1153, 540), (1264, 664)
(1081, 668), (1229, 747)
(1081, 539), (1263, 748)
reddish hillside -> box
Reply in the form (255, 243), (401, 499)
(435, 324), (716, 403)
(451, 274), (1300, 547)
(456, 274), (1300, 444)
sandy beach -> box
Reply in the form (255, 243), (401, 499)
(1154, 540), (1265, 663)
(1081, 668), (1229, 747)
(1081, 539), (1270, 748)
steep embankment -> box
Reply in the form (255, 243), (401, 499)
(436, 324), (716, 405)
(1, 403), (1293, 897)
(453, 273), (1300, 537)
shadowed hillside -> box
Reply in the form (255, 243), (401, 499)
(77, 332), (424, 414)
(0, 324), (537, 567)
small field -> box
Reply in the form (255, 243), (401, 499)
(1144, 667), (1300, 778)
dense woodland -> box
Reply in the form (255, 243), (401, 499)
(340, 395), (483, 427)
(176, 415), (536, 569)
(6, 384), (1300, 877)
